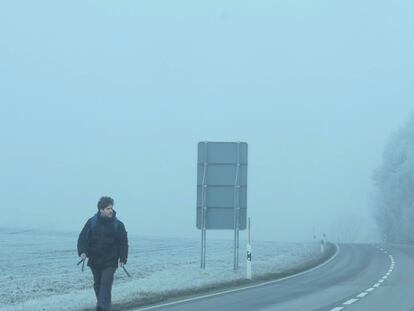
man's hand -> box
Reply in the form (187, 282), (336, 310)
(80, 253), (87, 260)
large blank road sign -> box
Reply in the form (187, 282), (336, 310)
(196, 142), (248, 230)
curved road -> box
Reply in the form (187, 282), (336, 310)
(135, 243), (414, 311)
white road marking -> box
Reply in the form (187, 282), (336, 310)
(357, 292), (368, 298)
(343, 298), (359, 305)
(329, 246), (396, 311)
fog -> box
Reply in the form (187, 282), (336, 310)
(1, 0), (413, 242)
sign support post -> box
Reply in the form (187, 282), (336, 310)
(200, 143), (208, 269)
(233, 142), (241, 271)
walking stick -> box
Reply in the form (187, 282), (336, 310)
(77, 258), (86, 272)
(122, 266), (132, 277)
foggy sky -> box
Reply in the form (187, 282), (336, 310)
(1, 0), (413, 242)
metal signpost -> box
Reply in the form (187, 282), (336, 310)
(196, 141), (248, 271)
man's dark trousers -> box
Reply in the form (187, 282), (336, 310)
(91, 266), (117, 311)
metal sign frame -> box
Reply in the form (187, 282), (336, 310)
(197, 141), (248, 270)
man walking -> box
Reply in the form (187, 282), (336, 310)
(78, 196), (129, 311)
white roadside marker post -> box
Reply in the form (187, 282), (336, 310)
(247, 217), (252, 279)
(321, 233), (327, 254)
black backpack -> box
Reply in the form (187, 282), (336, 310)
(89, 214), (121, 233)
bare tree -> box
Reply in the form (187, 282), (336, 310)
(373, 114), (414, 243)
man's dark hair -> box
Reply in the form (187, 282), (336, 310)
(97, 196), (114, 210)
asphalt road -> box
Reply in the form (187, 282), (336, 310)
(133, 243), (414, 311)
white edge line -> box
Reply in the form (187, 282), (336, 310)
(135, 244), (341, 310)
(357, 292), (368, 298)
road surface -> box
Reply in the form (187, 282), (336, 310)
(133, 243), (414, 311)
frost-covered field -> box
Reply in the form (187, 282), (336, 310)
(0, 228), (321, 311)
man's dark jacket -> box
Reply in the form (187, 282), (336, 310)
(77, 211), (128, 268)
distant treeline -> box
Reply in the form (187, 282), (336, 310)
(373, 114), (414, 243)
